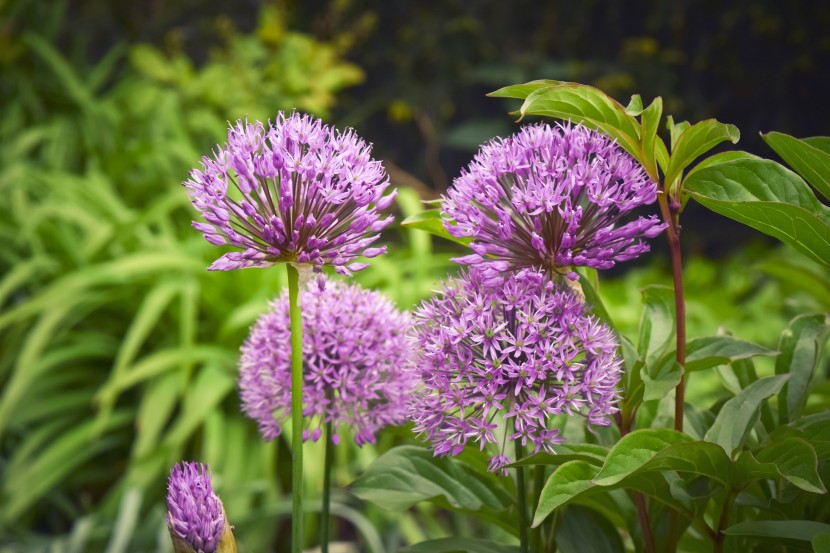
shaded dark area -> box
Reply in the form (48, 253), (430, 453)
(4, 0), (829, 258)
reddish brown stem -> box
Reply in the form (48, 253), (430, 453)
(633, 492), (657, 553)
(657, 193), (686, 433)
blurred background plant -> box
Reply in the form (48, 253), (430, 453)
(0, 0), (828, 551)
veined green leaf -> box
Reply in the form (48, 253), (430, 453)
(487, 80), (563, 100)
(704, 375), (789, 454)
(684, 157), (830, 268)
(518, 84), (642, 160)
(682, 335), (778, 372)
(509, 443), (609, 468)
(351, 445), (512, 512)
(763, 131), (830, 202)
(665, 119), (740, 191)
(638, 285), (675, 365)
(640, 97), (664, 180)
(736, 437), (825, 493)
(775, 314), (830, 423)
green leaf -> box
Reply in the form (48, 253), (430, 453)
(666, 116), (690, 150)
(487, 80), (563, 100)
(625, 94), (644, 116)
(593, 429), (732, 487)
(704, 375), (790, 454)
(665, 119), (740, 190)
(350, 446), (512, 512)
(813, 533), (830, 553)
(400, 538), (520, 553)
(776, 314), (830, 423)
(518, 84), (642, 160)
(751, 437), (826, 493)
(556, 505), (625, 553)
(804, 136), (830, 154)
(578, 272), (618, 338)
(638, 285), (675, 365)
(763, 131), (830, 201)
(400, 209), (472, 247)
(683, 336), (778, 372)
(509, 443), (609, 468)
(684, 157), (830, 268)
(723, 520), (830, 542)
(640, 97), (664, 179)
(642, 357), (682, 402)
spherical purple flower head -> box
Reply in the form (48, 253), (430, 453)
(443, 123), (666, 279)
(409, 267), (622, 476)
(239, 278), (413, 445)
(184, 112), (395, 274)
(166, 462), (224, 553)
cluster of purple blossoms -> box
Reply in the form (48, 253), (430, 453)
(184, 111), (395, 274)
(239, 278), (412, 445)
(167, 462), (225, 553)
(443, 122), (665, 279)
(409, 267), (622, 475)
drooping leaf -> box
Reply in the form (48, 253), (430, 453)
(723, 520), (830, 542)
(592, 429), (732, 487)
(684, 157), (830, 268)
(704, 375), (790, 454)
(775, 313), (830, 423)
(625, 95), (644, 116)
(664, 119), (740, 191)
(400, 538), (520, 553)
(763, 131), (830, 202)
(682, 336), (778, 372)
(400, 209), (472, 247)
(518, 84), (642, 160)
(741, 437), (826, 493)
(487, 80), (563, 100)
(350, 446), (512, 512)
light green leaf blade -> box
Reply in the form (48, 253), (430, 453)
(704, 375), (790, 454)
(665, 119), (740, 189)
(684, 157), (830, 268)
(350, 446), (512, 512)
(487, 80), (563, 100)
(518, 84), (642, 160)
(723, 520), (830, 542)
(683, 336), (778, 372)
(763, 131), (830, 202)
(775, 313), (830, 423)
(401, 209), (472, 247)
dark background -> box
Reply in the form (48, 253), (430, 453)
(5, 0), (830, 255)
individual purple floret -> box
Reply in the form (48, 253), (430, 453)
(166, 462), (224, 553)
(239, 278), (412, 445)
(443, 122), (666, 279)
(409, 267), (623, 474)
(184, 112), (395, 274)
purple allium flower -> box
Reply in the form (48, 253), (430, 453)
(166, 462), (224, 553)
(443, 123), (666, 279)
(239, 278), (412, 445)
(184, 112), (395, 274)
(409, 267), (622, 474)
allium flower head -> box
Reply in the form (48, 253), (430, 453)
(184, 112), (395, 274)
(409, 267), (622, 475)
(443, 123), (666, 279)
(166, 462), (224, 553)
(239, 278), (412, 445)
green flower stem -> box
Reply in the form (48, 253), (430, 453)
(287, 264), (304, 553)
(515, 440), (529, 553)
(320, 419), (335, 553)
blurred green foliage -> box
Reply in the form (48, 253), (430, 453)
(1, 2), (829, 552)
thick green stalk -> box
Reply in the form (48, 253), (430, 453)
(287, 264), (304, 553)
(320, 419), (335, 553)
(515, 441), (529, 553)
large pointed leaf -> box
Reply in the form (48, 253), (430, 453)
(704, 375), (789, 454)
(518, 84), (642, 160)
(682, 336), (778, 372)
(592, 429), (732, 487)
(738, 437), (826, 493)
(350, 446), (512, 512)
(509, 443), (609, 468)
(763, 131), (830, 202)
(664, 119), (739, 191)
(684, 157), (830, 268)
(488, 80), (563, 100)
(775, 314), (830, 423)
